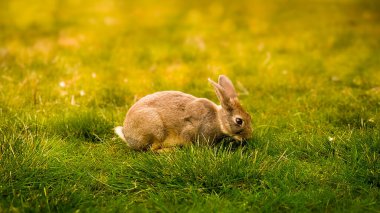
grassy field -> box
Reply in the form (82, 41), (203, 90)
(1, 0), (380, 212)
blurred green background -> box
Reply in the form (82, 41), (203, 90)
(0, 0), (379, 212)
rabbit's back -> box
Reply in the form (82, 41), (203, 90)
(126, 91), (217, 130)
(128, 91), (197, 114)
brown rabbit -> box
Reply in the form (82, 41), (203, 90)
(114, 75), (252, 152)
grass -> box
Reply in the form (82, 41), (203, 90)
(0, 0), (379, 212)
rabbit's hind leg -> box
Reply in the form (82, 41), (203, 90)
(124, 108), (165, 151)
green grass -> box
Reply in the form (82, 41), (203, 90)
(1, 0), (380, 212)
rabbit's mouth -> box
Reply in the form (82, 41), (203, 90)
(232, 135), (243, 142)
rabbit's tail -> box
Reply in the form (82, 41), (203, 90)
(114, 126), (127, 142)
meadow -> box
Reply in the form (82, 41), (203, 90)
(0, 0), (379, 212)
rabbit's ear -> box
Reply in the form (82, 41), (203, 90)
(209, 77), (233, 110)
(218, 75), (237, 99)
(208, 78), (225, 103)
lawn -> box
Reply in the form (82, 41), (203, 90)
(0, 0), (379, 212)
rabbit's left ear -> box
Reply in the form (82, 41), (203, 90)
(218, 75), (237, 99)
(208, 78), (225, 103)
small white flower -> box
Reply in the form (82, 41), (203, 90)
(79, 90), (85, 96)
(368, 118), (375, 123)
(328, 136), (334, 142)
(59, 81), (66, 88)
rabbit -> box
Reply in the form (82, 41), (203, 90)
(114, 75), (252, 152)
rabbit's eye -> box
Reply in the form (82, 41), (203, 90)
(235, 117), (243, 126)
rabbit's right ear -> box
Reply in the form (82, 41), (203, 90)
(218, 75), (237, 99)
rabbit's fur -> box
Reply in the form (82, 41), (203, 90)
(115, 75), (252, 152)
